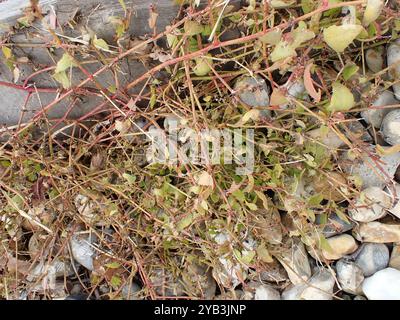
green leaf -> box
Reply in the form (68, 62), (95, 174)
(271, 0), (295, 8)
(184, 20), (204, 36)
(55, 53), (77, 74)
(105, 262), (121, 269)
(363, 0), (384, 26)
(232, 189), (246, 202)
(2, 47), (12, 60)
(240, 250), (256, 265)
(259, 30), (282, 45)
(327, 82), (355, 112)
(308, 193), (323, 206)
(110, 275), (122, 287)
(193, 55), (212, 76)
(93, 36), (110, 51)
(301, 0), (315, 14)
(122, 173), (137, 184)
(256, 243), (273, 263)
(166, 33), (178, 48)
(342, 64), (359, 80)
(53, 71), (71, 89)
(118, 0), (127, 12)
(270, 40), (296, 62)
(323, 24), (363, 53)
(292, 21), (315, 46)
(246, 202), (258, 211)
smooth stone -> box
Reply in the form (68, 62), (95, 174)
(381, 110), (400, 146)
(316, 212), (354, 238)
(387, 183), (400, 219)
(344, 121), (372, 143)
(336, 259), (364, 294)
(70, 234), (95, 271)
(283, 268), (335, 300)
(387, 39), (400, 100)
(366, 46), (384, 73)
(389, 244), (400, 270)
(279, 78), (309, 109)
(244, 282), (280, 300)
(362, 267), (400, 300)
(234, 75), (270, 109)
(307, 127), (344, 150)
(282, 283), (307, 300)
(277, 239), (311, 285)
(354, 222), (400, 243)
(355, 243), (389, 276)
(341, 146), (400, 189)
(121, 283), (141, 300)
(361, 89), (398, 128)
(353, 295), (367, 300)
(254, 284), (280, 300)
(322, 234), (358, 260)
(348, 186), (391, 222)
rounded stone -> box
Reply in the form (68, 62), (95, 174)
(355, 243), (389, 276)
(381, 109), (400, 146)
(336, 259), (364, 294)
(362, 267), (400, 300)
(234, 76), (270, 109)
(361, 89), (397, 128)
(322, 234), (358, 260)
(348, 186), (391, 222)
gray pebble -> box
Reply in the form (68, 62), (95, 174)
(381, 109), (400, 146)
(355, 243), (390, 276)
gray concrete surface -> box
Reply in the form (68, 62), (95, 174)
(0, 0), (179, 126)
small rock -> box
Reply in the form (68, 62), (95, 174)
(244, 281), (280, 300)
(121, 283), (141, 300)
(387, 183), (400, 219)
(341, 146), (400, 189)
(361, 89), (397, 128)
(279, 78), (309, 109)
(344, 121), (372, 143)
(258, 259), (288, 283)
(353, 295), (367, 300)
(282, 283), (307, 300)
(70, 234), (95, 271)
(354, 222), (400, 243)
(307, 127), (344, 150)
(316, 212), (354, 238)
(348, 187), (391, 222)
(277, 239), (311, 285)
(301, 269), (335, 300)
(234, 75), (270, 109)
(366, 46), (384, 73)
(389, 244), (400, 270)
(355, 243), (389, 276)
(387, 39), (400, 100)
(381, 110), (400, 146)
(322, 234), (358, 260)
(282, 268), (335, 300)
(362, 267), (400, 300)
(336, 259), (364, 294)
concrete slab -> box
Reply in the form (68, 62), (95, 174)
(0, 0), (179, 126)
